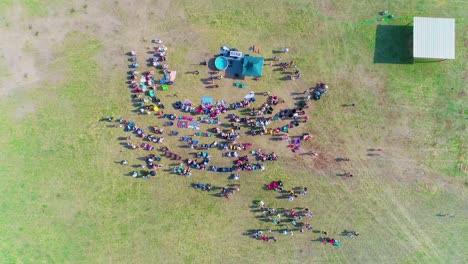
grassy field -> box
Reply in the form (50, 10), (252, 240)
(0, 0), (467, 263)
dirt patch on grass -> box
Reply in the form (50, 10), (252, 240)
(0, 1), (136, 98)
(14, 101), (36, 120)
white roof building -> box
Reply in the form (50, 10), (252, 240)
(413, 17), (455, 60)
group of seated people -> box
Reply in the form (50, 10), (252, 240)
(256, 151), (278, 162)
(152, 126), (164, 134)
(266, 180), (284, 191)
(187, 158), (209, 170)
(196, 183), (212, 191)
(146, 134), (164, 143)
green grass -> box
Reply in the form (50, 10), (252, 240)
(0, 0), (13, 14)
(0, 0), (467, 263)
(0, 57), (9, 81)
(22, 0), (53, 16)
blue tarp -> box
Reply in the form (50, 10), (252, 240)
(201, 96), (214, 106)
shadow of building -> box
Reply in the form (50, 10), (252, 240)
(374, 25), (413, 64)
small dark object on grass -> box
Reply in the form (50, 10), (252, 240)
(35, 31), (39, 36)
(437, 213), (455, 218)
(335, 157), (350, 162)
(347, 231), (359, 238)
(70, 8), (76, 13)
(379, 10), (388, 16)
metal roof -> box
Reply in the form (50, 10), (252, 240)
(413, 17), (455, 59)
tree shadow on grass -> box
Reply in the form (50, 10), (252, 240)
(374, 25), (413, 64)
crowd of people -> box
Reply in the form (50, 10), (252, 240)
(99, 43), (361, 249)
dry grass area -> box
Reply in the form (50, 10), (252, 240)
(0, 0), (466, 263)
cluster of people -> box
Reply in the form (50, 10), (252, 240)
(161, 147), (182, 160)
(279, 60), (296, 71)
(219, 185), (240, 199)
(255, 150), (278, 162)
(147, 134), (164, 143)
(187, 154), (211, 170)
(219, 142), (252, 151)
(285, 187), (309, 202)
(173, 164), (193, 177)
(105, 46), (364, 251)
(195, 183), (212, 191)
(229, 99), (251, 110)
(143, 154), (163, 171)
(267, 95), (285, 105)
(229, 114), (273, 128)
(232, 155), (249, 167)
(187, 160), (207, 170)
(219, 131), (240, 142)
(311, 82), (329, 100)
(232, 159), (265, 172)
(252, 200), (316, 237)
(251, 230), (277, 242)
(195, 101), (229, 117)
(266, 180), (284, 191)
(152, 44), (168, 67)
(152, 126), (164, 134)
(100, 44), (365, 252)
(290, 69), (301, 80)
(320, 236), (341, 247)
(251, 101), (275, 116)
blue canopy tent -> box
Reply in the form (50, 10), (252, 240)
(242, 56), (264, 77)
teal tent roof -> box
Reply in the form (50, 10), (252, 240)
(242, 56), (264, 77)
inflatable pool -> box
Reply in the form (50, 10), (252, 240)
(215, 56), (229, 70)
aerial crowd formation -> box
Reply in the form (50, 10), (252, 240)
(102, 40), (359, 246)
